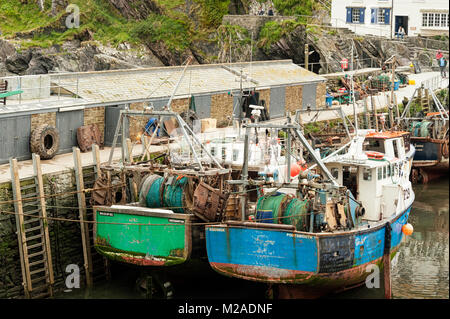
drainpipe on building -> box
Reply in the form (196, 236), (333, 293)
(390, 0), (394, 40)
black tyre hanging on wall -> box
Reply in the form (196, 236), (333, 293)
(30, 124), (60, 159)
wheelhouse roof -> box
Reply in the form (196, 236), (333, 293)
(365, 131), (410, 139)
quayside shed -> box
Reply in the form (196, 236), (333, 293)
(0, 60), (326, 164)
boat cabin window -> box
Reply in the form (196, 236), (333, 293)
(232, 149), (239, 161)
(363, 168), (372, 181)
(222, 147), (227, 160)
(377, 167), (382, 180)
(211, 147), (216, 156)
(364, 139), (385, 153)
(393, 140), (399, 158)
(343, 166), (358, 197)
(383, 166), (387, 179)
(402, 134), (410, 152)
(331, 168), (339, 179)
(387, 165), (391, 177)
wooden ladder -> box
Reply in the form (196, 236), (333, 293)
(73, 145), (110, 287)
(418, 87), (430, 113)
(10, 154), (55, 299)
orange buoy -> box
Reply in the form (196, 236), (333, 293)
(402, 223), (414, 236)
(290, 163), (301, 177)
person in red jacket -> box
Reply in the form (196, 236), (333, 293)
(436, 50), (443, 63)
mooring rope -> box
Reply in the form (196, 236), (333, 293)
(0, 183), (127, 206)
(0, 205), (316, 227)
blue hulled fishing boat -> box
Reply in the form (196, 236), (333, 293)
(205, 121), (415, 298)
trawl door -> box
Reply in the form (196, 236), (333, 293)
(56, 110), (84, 153)
(0, 115), (31, 164)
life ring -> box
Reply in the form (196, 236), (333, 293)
(30, 124), (60, 159)
(366, 151), (384, 160)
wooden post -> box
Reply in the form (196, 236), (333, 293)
(92, 144), (101, 179)
(10, 158), (32, 298)
(73, 147), (93, 287)
(394, 92), (400, 121)
(140, 123), (160, 162)
(126, 138), (133, 163)
(91, 144), (111, 280)
(32, 154), (54, 296)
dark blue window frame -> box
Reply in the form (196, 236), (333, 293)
(371, 8), (391, 25)
(346, 7), (366, 24)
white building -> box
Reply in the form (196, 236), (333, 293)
(331, 0), (449, 38)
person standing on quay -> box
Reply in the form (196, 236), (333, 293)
(439, 56), (447, 79)
(436, 50), (443, 65)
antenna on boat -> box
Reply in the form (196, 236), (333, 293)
(350, 41), (358, 133)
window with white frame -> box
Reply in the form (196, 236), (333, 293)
(377, 8), (386, 24)
(347, 7), (365, 24)
(370, 8), (390, 25)
(422, 12), (449, 27)
(352, 8), (360, 23)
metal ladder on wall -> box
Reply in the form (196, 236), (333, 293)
(73, 145), (110, 287)
(10, 154), (54, 299)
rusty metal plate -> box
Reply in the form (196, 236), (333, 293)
(77, 124), (102, 152)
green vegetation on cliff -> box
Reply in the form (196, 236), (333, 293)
(272, 0), (314, 16)
(131, 14), (190, 51)
(258, 19), (301, 52)
(0, 0), (231, 51)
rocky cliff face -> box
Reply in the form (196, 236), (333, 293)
(0, 0), (448, 77)
(0, 40), (165, 76)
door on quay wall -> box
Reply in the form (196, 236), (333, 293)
(56, 110), (84, 154)
(0, 116), (31, 164)
(104, 105), (126, 147)
(269, 87), (286, 118)
(302, 83), (317, 110)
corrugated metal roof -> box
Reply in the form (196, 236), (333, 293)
(51, 60), (326, 103)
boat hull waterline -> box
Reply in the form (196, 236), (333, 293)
(205, 204), (412, 296)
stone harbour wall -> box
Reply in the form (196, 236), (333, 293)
(31, 112), (56, 131)
(0, 169), (86, 299)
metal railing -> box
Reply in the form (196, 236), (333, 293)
(0, 72), (82, 106)
(298, 57), (381, 74)
(421, 74), (449, 91)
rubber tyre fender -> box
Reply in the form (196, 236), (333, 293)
(30, 124), (60, 159)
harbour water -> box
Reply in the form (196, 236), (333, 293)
(57, 177), (449, 300)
